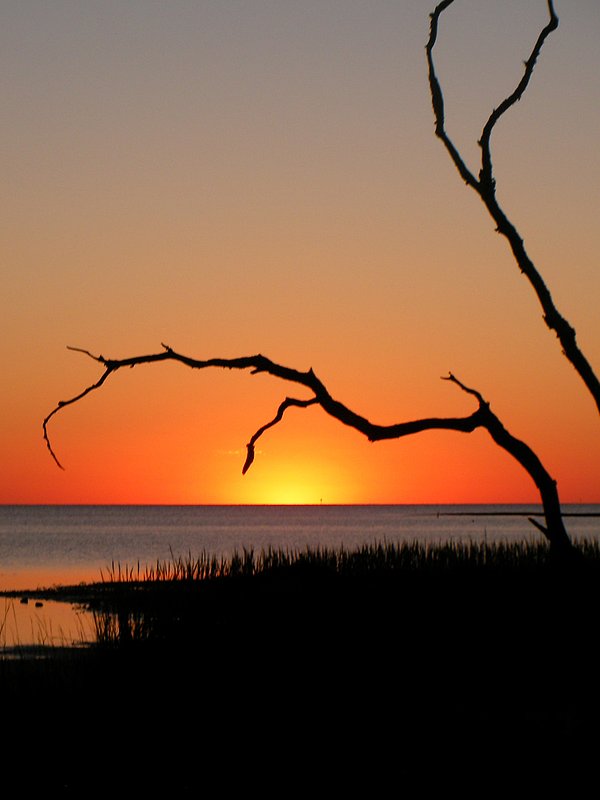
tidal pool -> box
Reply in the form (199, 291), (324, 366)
(0, 595), (95, 654)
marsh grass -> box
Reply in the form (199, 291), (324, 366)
(2, 538), (599, 788)
(98, 537), (593, 585)
(60, 535), (600, 776)
(78, 537), (600, 650)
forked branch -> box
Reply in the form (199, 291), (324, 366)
(44, 344), (572, 551)
(427, 0), (600, 414)
(43, 2), (591, 558)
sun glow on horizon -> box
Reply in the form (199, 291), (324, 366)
(198, 449), (366, 506)
(237, 470), (358, 506)
(2, 4), (599, 506)
(249, 469), (344, 505)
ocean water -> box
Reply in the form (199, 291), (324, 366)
(1, 503), (598, 591)
(1, 504), (598, 650)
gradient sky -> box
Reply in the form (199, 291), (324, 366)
(2, 0), (599, 505)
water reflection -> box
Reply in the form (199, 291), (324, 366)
(92, 607), (154, 645)
(0, 596), (95, 654)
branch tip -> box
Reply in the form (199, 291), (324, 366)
(528, 517), (548, 535)
(242, 444), (255, 475)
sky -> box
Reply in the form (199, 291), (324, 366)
(2, 0), (599, 506)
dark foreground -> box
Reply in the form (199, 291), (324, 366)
(2, 542), (599, 792)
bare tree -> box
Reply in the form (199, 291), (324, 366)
(427, 0), (600, 414)
(44, 2), (598, 555)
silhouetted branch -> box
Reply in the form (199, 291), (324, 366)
(426, 1), (479, 191)
(43, 2), (594, 558)
(43, 354), (117, 470)
(44, 345), (572, 551)
(427, 1), (600, 414)
(243, 396), (319, 475)
(478, 1), (558, 190)
(528, 516), (549, 536)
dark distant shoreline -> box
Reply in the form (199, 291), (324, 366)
(440, 510), (600, 517)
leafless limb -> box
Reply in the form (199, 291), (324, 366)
(43, 2), (596, 557)
(44, 344), (572, 551)
(242, 396), (319, 475)
(427, 0), (600, 414)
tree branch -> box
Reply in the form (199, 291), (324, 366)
(42, 3), (590, 557)
(427, 1), (600, 414)
(44, 346), (572, 551)
(478, 0), (558, 191)
(243, 396), (319, 475)
(426, 1), (480, 191)
(43, 353), (117, 470)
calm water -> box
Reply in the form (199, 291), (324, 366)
(1, 504), (598, 649)
(2, 503), (599, 590)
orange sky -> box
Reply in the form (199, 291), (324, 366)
(2, 1), (599, 506)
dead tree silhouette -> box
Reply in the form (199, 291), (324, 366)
(44, 1), (598, 555)
(427, 0), (600, 414)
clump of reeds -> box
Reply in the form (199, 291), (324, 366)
(99, 546), (259, 584)
(98, 537), (600, 586)
(85, 537), (600, 650)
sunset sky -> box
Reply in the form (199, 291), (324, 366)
(2, 0), (599, 505)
